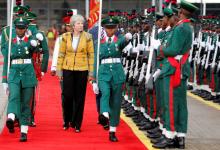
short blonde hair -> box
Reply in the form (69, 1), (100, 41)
(70, 14), (85, 26)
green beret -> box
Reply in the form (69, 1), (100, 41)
(155, 12), (164, 21)
(163, 8), (173, 17)
(25, 11), (37, 21)
(14, 17), (29, 29)
(102, 17), (119, 28)
(180, 0), (199, 13)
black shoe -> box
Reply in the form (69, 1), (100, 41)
(20, 133), (27, 142)
(126, 110), (139, 117)
(109, 132), (118, 142)
(29, 121), (36, 127)
(75, 127), (81, 133)
(98, 114), (109, 127)
(147, 131), (162, 139)
(147, 126), (160, 134)
(6, 118), (15, 133)
(176, 137), (185, 149)
(139, 121), (158, 131)
(151, 134), (165, 144)
(136, 120), (150, 127)
(63, 122), (69, 130)
(152, 136), (176, 149)
(187, 85), (193, 90)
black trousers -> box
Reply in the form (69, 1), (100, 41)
(63, 70), (88, 128)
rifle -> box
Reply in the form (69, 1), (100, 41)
(128, 59), (134, 81)
(211, 34), (219, 70)
(196, 30), (204, 65)
(145, 25), (156, 89)
(189, 31), (195, 63)
(201, 35), (210, 68)
(138, 62), (146, 84)
(204, 35), (213, 69)
(124, 59), (129, 76)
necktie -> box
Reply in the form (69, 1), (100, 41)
(19, 39), (22, 44)
(108, 37), (112, 44)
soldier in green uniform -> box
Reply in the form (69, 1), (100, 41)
(2, 17), (42, 142)
(92, 17), (132, 142)
(153, 1), (198, 148)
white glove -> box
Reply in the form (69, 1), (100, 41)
(153, 69), (161, 82)
(41, 72), (45, 77)
(30, 40), (37, 47)
(92, 83), (99, 95)
(208, 44), (214, 51)
(36, 33), (44, 41)
(152, 39), (161, 50)
(2, 83), (9, 95)
(200, 41), (205, 47)
(125, 33), (132, 40)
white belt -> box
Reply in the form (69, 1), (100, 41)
(101, 58), (121, 64)
(11, 59), (32, 64)
(174, 55), (183, 61)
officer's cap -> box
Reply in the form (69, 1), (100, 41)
(163, 8), (173, 17)
(102, 17), (119, 28)
(180, 0), (199, 13)
(14, 17), (29, 29)
(25, 11), (37, 21)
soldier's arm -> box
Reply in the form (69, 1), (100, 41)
(118, 36), (130, 51)
(159, 26), (190, 57)
(40, 32), (49, 73)
(2, 46), (8, 83)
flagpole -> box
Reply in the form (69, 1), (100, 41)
(85, 0), (89, 19)
(96, 0), (102, 84)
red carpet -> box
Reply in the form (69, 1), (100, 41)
(0, 70), (148, 150)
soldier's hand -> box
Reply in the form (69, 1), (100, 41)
(92, 83), (99, 95)
(50, 70), (56, 76)
(2, 83), (9, 95)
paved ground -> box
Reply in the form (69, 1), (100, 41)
(0, 54), (220, 149)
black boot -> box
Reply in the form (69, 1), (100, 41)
(20, 133), (27, 142)
(153, 136), (176, 149)
(6, 118), (15, 133)
(109, 132), (118, 142)
(147, 131), (162, 139)
(176, 137), (185, 149)
(147, 126), (160, 134)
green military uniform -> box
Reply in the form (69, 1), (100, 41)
(158, 10), (194, 139)
(2, 18), (37, 126)
(94, 17), (129, 128)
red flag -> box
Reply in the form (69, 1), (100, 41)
(88, 0), (100, 29)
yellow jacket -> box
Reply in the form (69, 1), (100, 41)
(57, 31), (94, 76)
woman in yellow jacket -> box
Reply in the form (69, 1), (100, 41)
(57, 14), (94, 132)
